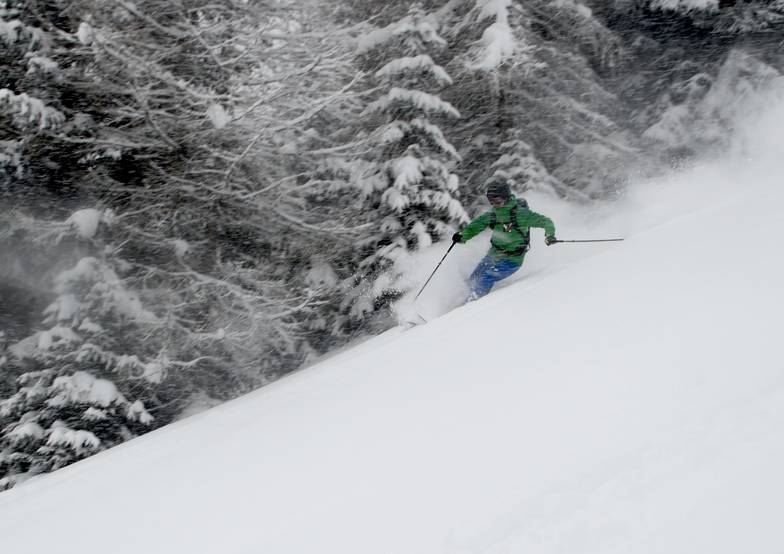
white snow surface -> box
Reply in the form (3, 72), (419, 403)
(1, 98), (784, 554)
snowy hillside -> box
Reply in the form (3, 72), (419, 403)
(1, 94), (784, 553)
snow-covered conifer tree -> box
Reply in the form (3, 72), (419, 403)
(0, 211), (160, 490)
(0, 0), (366, 487)
(0, 368), (154, 490)
(634, 0), (784, 34)
(712, 0), (784, 33)
(489, 129), (579, 202)
(434, 0), (636, 198)
(344, 3), (468, 320)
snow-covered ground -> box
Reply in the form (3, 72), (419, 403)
(2, 93), (784, 554)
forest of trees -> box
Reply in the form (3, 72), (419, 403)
(1, 0), (782, 489)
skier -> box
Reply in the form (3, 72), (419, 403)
(452, 179), (557, 303)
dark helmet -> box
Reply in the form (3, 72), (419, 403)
(486, 179), (511, 202)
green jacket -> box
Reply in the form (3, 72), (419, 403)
(458, 196), (556, 266)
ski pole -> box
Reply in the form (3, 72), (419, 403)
(552, 238), (624, 243)
(414, 242), (456, 301)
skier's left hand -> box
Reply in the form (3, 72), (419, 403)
(545, 236), (558, 246)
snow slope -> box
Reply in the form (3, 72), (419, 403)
(1, 100), (784, 554)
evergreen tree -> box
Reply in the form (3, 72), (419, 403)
(0, 367), (153, 490)
(0, 0), (363, 487)
(489, 128), (581, 202)
(627, 0), (784, 34)
(589, 0), (784, 167)
(437, 0), (638, 199)
(0, 224), (158, 490)
(711, 0), (784, 33)
(308, 2), (468, 333)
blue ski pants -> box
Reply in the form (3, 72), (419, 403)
(465, 255), (521, 303)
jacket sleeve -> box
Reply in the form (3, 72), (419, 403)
(459, 213), (492, 242)
(517, 210), (556, 237)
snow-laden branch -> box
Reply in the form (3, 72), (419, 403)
(376, 55), (453, 86)
(363, 88), (461, 118)
(357, 11), (447, 54)
(472, 0), (517, 70)
(378, 118), (461, 160)
(0, 89), (65, 129)
(111, 0), (188, 39)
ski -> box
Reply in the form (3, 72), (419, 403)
(400, 313), (429, 329)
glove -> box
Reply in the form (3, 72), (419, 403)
(452, 232), (463, 244)
(545, 236), (558, 246)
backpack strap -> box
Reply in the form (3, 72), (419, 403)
(489, 202), (530, 256)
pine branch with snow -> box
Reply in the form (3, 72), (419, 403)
(489, 129), (587, 201)
(0, 369), (153, 491)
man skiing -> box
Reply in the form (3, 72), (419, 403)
(452, 179), (557, 303)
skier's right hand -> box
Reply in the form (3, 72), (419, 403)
(452, 232), (463, 244)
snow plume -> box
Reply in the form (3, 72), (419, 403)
(473, 0), (516, 70)
(727, 77), (784, 178)
(643, 50), (783, 154)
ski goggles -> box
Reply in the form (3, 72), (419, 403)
(486, 195), (507, 206)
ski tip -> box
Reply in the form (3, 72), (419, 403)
(398, 314), (428, 329)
